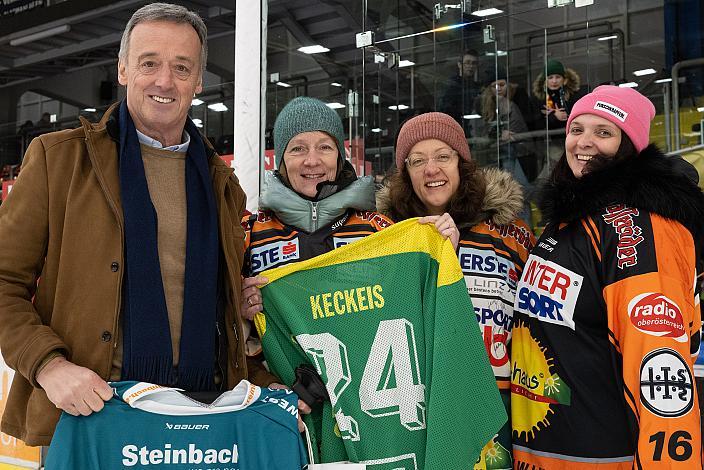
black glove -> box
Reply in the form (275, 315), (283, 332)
(292, 364), (329, 408)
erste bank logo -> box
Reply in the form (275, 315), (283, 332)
(250, 238), (300, 272)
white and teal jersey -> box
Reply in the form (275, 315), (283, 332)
(45, 380), (308, 469)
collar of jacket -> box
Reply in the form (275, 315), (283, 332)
(78, 103), (234, 227)
(538, 144), (704, 240)
(375, 166), (524, 226)
(259, 170), (376, 233)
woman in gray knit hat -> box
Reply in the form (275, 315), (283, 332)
(238, 95), (393, 354)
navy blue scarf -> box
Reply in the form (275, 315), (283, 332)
(118, 100), (219, 391)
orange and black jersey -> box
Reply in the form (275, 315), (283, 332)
(461, 219), (535, 470)
(511, 205), (702, 469)
(241, 209), (392, 277)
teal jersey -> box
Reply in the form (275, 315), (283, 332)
(45, 380), (307, 469)
(255, 219), (507, 469)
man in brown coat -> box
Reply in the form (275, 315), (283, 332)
(0, 3), (274, 446)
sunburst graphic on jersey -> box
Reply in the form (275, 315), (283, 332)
(511, 321), (571, 440)
(475, 437), (512, 470)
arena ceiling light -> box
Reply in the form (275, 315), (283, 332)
(83, 108), (96, 112)
(655, 78), (673, 83)
(207, 103), (228, 112)
(398, 60), (415, 67)
(633, 68), (656, 76)
(597, 35), (618, 41)
(471, 8), (503, 17)
(326, 102), (345, 109)
(371, 128), (382, 133)
(192, 118), (203, 128)
(191, 98), (204, 106)
(619, 82), (638, 88)
(463, 114), (481, 120)
(10, 24), (70, 46)
(276, 81), (292, 88)
(331, 82), (343, 87)
(298, 45), (329, 54)
(388, 104), (409, 111)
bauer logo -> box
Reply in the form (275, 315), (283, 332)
(628, 293), (687, 342)
(594, 100), (628, 122)
(515, 255), (583, 330)
(250, 238), (300, 272)
(640, 348), (694, 418)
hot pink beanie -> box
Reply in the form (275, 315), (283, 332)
(395, 112), (471, 169)
(567, 85), (656, 153)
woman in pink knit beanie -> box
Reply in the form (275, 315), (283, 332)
(510, 85), (704, 469)
(377, 111), (536, 468)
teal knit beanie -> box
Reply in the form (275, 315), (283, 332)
(273, 97), (345, 168)
(546, 59), (565, 77)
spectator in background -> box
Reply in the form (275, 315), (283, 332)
(470, 68), (533, 223)
(440, 50), (483, 133)
(34, 112), (52, 131)
(531, 59), (583, 179)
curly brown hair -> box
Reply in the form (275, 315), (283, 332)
(384, 157), (486, 224)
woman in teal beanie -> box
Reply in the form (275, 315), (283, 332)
(238, 95), (393, 353)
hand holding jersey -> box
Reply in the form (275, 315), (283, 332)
(419, 213), (460, 250)
(241, 275), (268, 321)
(36, 356), (113, 417)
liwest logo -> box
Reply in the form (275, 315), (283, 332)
(628, 293), (687, 342)
(515, 255), (583, 330)
(594, 100), (628, 122)
(458, 246), (516, 286)
(602, 205), (644, 269)
(250, 238), (300, 273)
(122, 443), (238, 466)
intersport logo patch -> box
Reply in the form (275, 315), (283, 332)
(628, 292), (687, 342)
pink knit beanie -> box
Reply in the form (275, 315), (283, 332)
(395, 112), (471, 169)
(567, 85), (655, 152)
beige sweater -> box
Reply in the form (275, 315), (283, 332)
(110, 144), (187, 379)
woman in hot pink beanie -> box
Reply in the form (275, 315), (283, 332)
(510, 85), (704, 469)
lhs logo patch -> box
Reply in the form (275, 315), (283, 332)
(640, 348), (694, 418)
(628, 293), (687, 342)
(594, 100), (628, 122)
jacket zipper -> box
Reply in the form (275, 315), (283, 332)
(311, 202), (318, 231)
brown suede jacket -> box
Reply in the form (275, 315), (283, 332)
(0, 103), (276, 446)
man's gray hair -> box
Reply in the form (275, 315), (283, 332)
(118, 2), (208, 74)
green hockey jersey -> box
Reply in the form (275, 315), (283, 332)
(45, 380), (308, 469)
(254, 218), (507, 469)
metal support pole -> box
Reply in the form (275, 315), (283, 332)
(234, 0), (267, 211)
(663, 82), (671, 153)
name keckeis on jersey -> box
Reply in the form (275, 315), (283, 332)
(515, 255), (583, 330)
(311, 284), (385, 319)
(602, 205), (644, 269)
